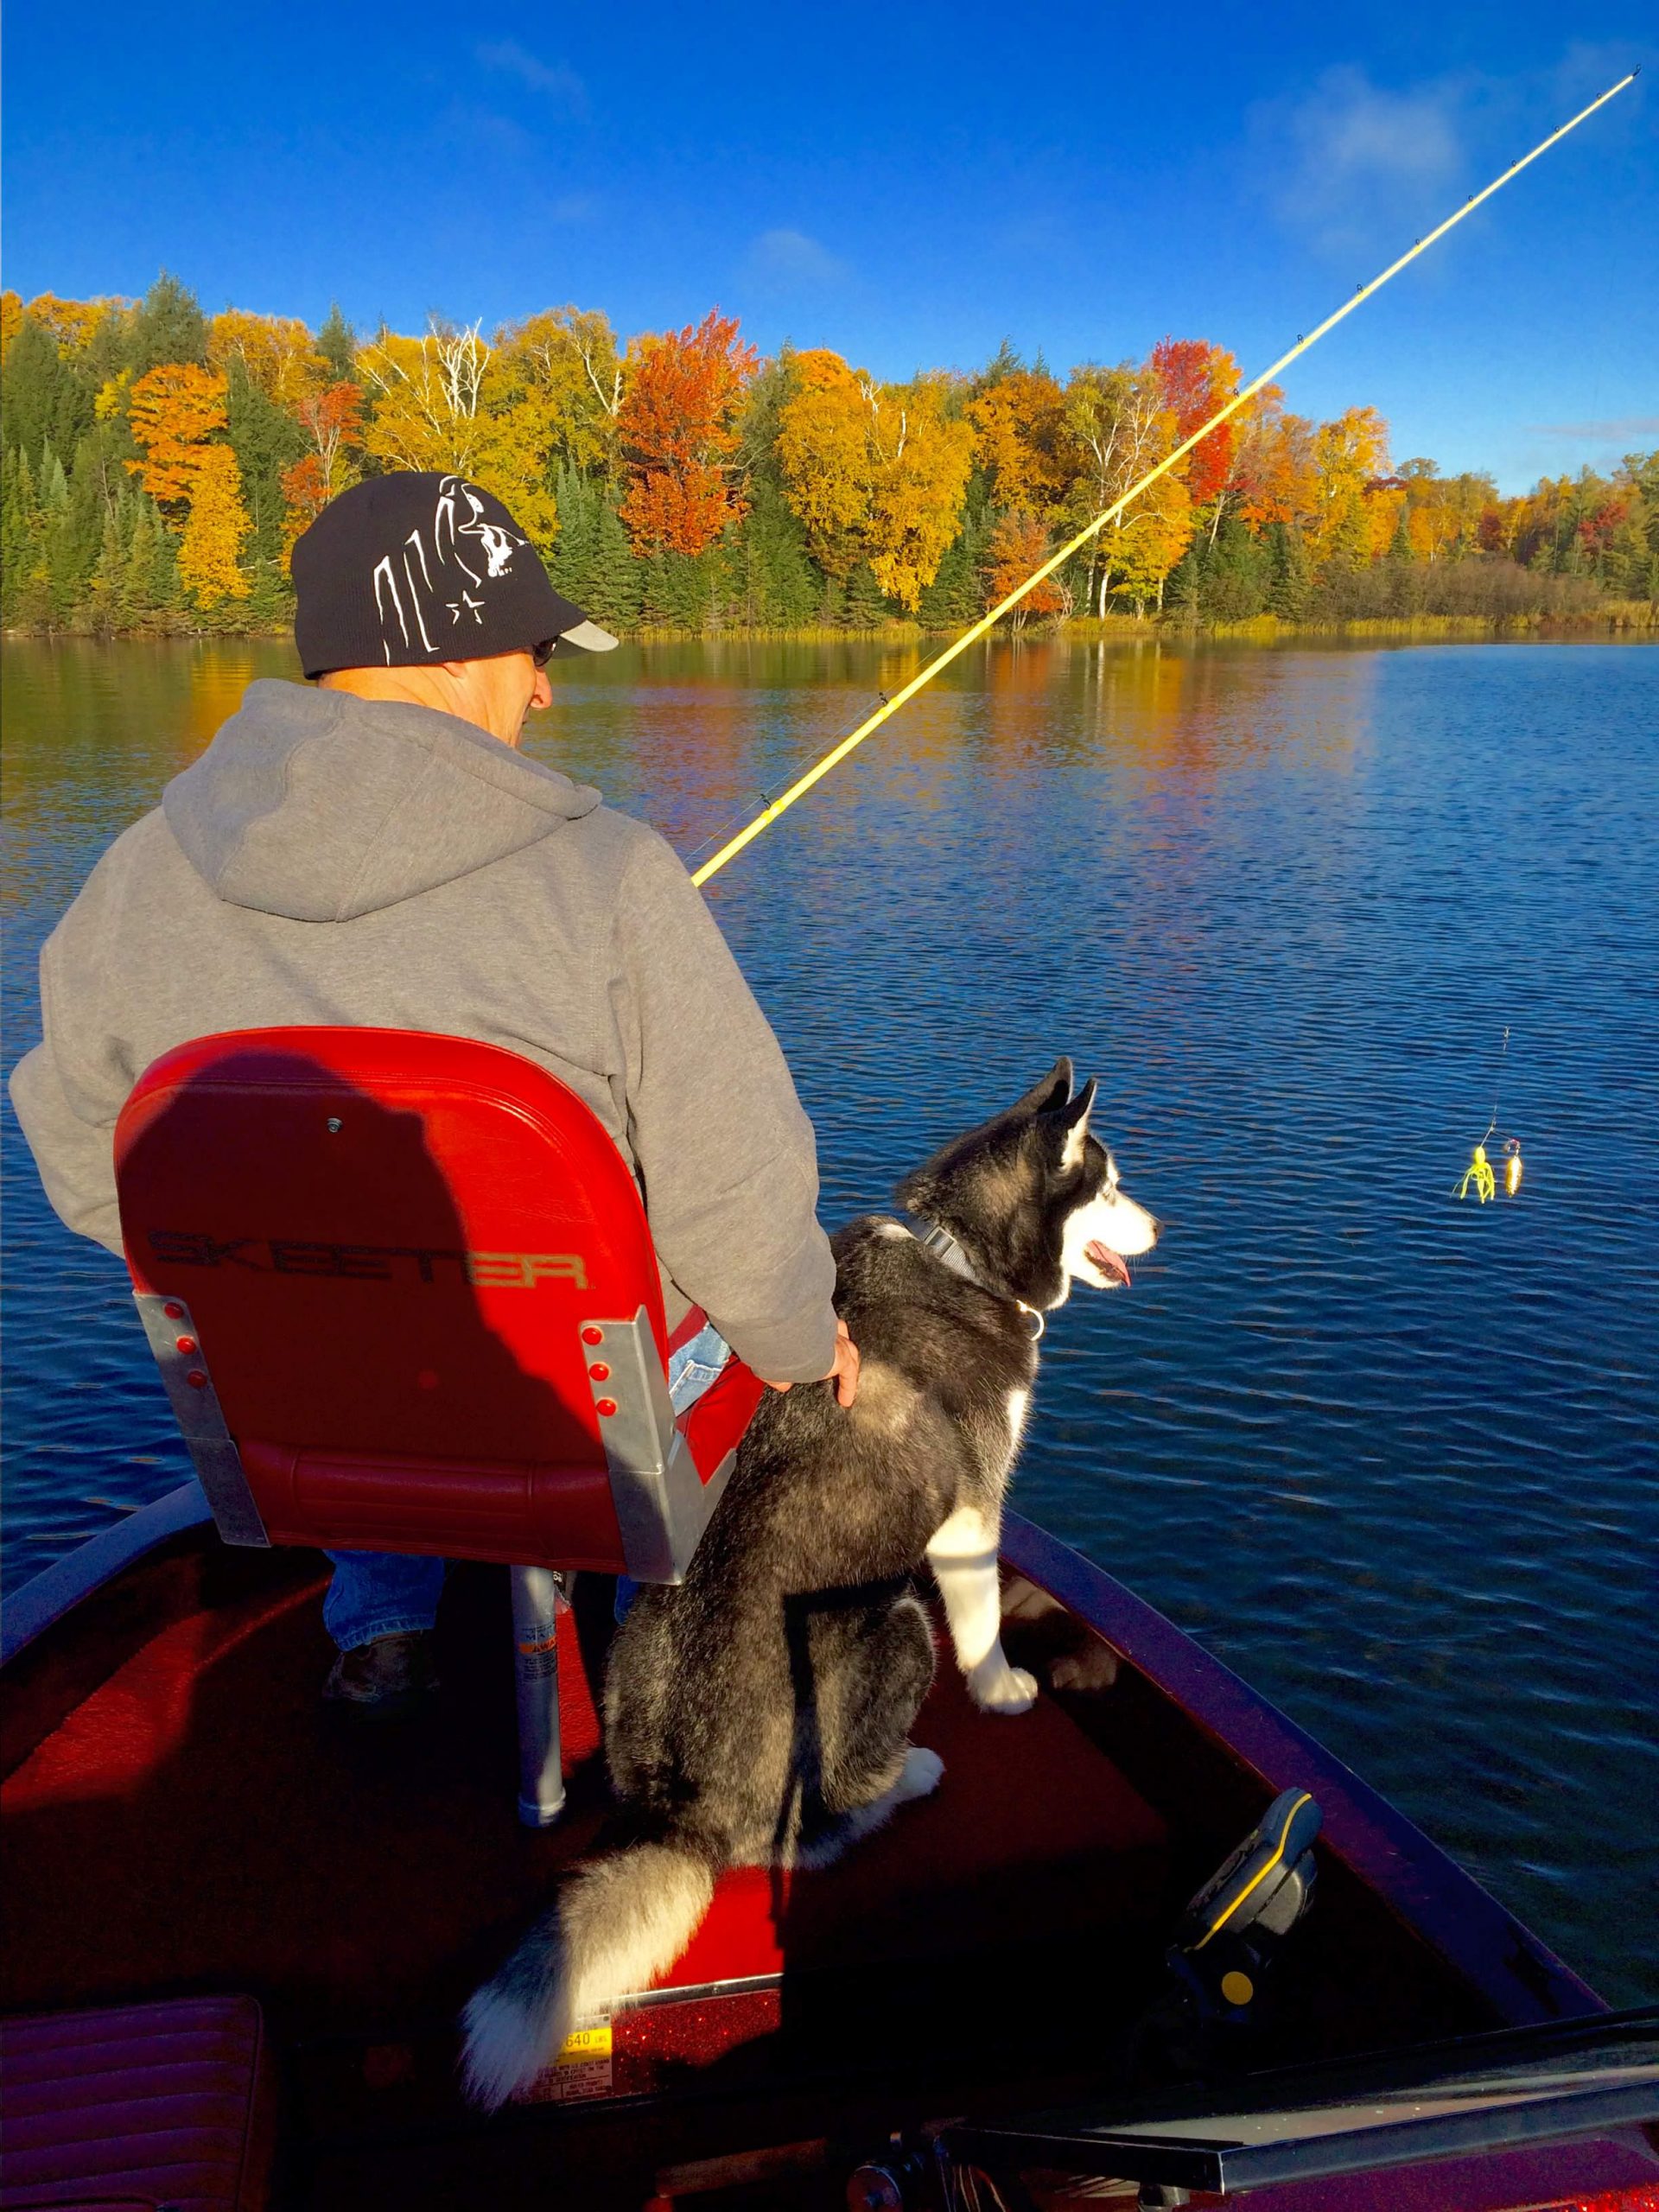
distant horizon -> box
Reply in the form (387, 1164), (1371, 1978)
(3, 0), (1654, 498)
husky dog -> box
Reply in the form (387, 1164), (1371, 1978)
(461, 1059), (1159, 2110)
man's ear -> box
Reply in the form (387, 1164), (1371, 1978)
(1015, 1057), (1073, 1117)
(1047, 1077), (1098, 1170)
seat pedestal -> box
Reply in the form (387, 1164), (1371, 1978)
(512, 1564), (567, 1827)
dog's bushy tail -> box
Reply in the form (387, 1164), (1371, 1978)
(460, 1840), (715, 2112)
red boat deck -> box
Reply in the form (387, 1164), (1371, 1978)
(2, 1548), (1169, 2024)
(2, 1516), (1583, 2207)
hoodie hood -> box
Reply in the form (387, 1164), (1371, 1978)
(162, 679), (601, 921)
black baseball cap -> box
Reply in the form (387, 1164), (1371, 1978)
(292, 471), (618, 679)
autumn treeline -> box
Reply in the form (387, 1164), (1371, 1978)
(3, 276), (1656, 641)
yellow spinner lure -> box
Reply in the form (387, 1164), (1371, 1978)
(1455, 1032), (1523, 1202)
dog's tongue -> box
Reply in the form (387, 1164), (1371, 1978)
(1088, 1242), (1131, 1287)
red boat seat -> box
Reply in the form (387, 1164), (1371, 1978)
(0, 1993), (276, 2211)
(112, 1027), (763, 1821)
(114, 1027), (760, 1577)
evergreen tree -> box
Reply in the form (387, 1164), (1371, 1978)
(1383, 506), (1425, 614)
(638, 548), (715, 627)
(88, 504), (128, 632)
(45, 435), (110, 623)
(121, 499), (170, 630)
(1267, 522), (1311, 619)
(127, 274), (207, 379)
(316, 304), (357, 383)
(1, 317), (81, 468)
(729, 478), (817, 626)
(8, 449), (53, 627)
(917, 475), (994, 629)
(1164, 542), (1204, 617)
(547, 463), (601, 609)
(1205, 513), (1269, 620)
(1, 448), (38, 624)
(588, 498), (644, 628)
(224, 355), (307, 563)
(842, 560), (890, 627)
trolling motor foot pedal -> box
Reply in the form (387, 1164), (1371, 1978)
(1137, 1786), (1322, 2082)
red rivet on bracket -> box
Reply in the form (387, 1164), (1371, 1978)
(588, 1362), (610, 1382)
(175, 1335), (198, 1355)
(581, 1326), (604, 1346)
(185, 1370), (208, 1390)
(163, 1302), (185, 1320)
(594, 1397), (618, 1418)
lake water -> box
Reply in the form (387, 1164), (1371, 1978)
(3, 633), (1656, 2005)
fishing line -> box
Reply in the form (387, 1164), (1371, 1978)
(690, 67), (1638, 891)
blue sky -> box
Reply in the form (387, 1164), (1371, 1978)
(4, 0), (1654, 493)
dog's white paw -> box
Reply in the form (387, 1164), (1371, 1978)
(969, 1658), (1039, 1715)
(897, 1745), (944, 1799)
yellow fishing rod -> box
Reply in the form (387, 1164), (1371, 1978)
(691, 67), (1638, 890)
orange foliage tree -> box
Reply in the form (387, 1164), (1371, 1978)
(126, 360), (253, 605)
(281, 382), (365, 545)
(618, 310), (756, 556)
(984, 512), (1068, 624)
(128, 364), (230, 505)
(1151, 338), (1238, 506)
(1230, 394), (1317, 531)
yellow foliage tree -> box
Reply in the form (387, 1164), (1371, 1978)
(775, 351), (874, 577)
(2, 291), (23, 357)
(178, 444), (252, 606)
(128, 364), (230, 506)
(1059, 364), (1179, 615)
(969, 368), (1068, 514)
(357, 321), (558, 546)
(863, 377), (974, 611)
(777, 354), (972, 607)
(207, 309), (326, 405)
(1104, 472), (1194, 615)
(494, 307), (625, 476)
(26, 292), (124, 351)
(1311, 405), (1391, 563)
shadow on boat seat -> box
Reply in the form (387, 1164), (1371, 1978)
(107, 1026), (762, 1825)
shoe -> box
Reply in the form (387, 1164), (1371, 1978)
(322, 1630), (438, 1714)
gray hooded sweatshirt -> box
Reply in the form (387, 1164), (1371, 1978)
(9, 679), (837, 1383)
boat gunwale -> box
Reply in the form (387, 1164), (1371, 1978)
(1001, 1513), (1605, 2031)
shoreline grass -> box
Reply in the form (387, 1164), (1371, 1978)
(5, 606), (1652, 650)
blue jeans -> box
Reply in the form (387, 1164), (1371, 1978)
(323, 1321), (733, 1651)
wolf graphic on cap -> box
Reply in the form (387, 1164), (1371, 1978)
(371, 475), (527, 662)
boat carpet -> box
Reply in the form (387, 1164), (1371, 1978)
(0, 1554), (1170, 2047)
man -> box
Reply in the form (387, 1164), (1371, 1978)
(10, 469), (857, 1707)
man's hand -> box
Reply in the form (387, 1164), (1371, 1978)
(763, 1319), (860, 1408)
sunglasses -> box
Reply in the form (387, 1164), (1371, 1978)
(532, 639), (558, 668)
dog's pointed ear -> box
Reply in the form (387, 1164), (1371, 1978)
(1017, 1057), (1073, 1117)
(1048, 1076), (1097, 1168)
